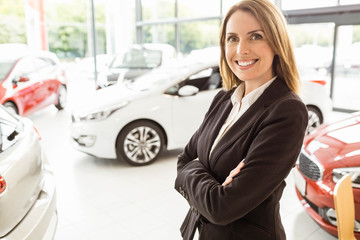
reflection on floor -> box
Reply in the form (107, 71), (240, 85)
(28, 106), (348, 240)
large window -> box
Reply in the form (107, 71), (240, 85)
(143, 24), (175, 46)
(179, 20), (220, 54)
(0, 0), (26, 44)
(142, 0), (175, 20)
(138, 0), (221, 54)
(45, 0), (107, 59)
(333, 25), (360, 111)
(178, 0), (220, 18)
(288, 23), (334, 94)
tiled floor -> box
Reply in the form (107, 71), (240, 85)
(28, 66), (347, 240)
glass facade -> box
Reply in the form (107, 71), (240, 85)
(179, 20), (220, 54)
(0, 0), (26, 45)
(288, 23), (334, 94)
(142, 0), (175, 20)
(44, 0), (107, 59)
(143, 24), (175, 47)
(333, 25), (360, 111)
(3, 0), (360, 110)
(178, 0), (220, 18)
(137, 0), (221, 54)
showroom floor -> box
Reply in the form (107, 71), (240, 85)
(28, 65), (347, 240)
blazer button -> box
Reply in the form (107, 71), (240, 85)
(184, 192), (189, 200)
(179, 187), (184, 196)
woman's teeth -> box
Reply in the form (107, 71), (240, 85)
(237, 60), (257, 67)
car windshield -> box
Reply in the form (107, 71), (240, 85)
(110, 49), (162, 69)
(0, 107), (23, 153)
(0, 60), (16, 81)
(127, 65), (188, 91)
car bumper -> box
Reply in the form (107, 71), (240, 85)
(1, 170), (58, 240)
(70, 120), (118, 159)
(293, 167), (360, 239)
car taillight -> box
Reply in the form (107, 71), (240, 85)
(0, 175), (6, 195)
(310, 80), (327, 86)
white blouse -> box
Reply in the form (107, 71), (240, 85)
(210, 76), (277, 155)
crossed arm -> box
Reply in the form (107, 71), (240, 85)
(175, 99), (308, 225)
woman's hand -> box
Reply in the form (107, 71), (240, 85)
(222, 159), (245, 186)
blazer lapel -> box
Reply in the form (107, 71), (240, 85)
(200, 98), (233, 167)
(209, 78), (290, 167)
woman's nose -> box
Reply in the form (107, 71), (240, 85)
(236, 40), (250, 55)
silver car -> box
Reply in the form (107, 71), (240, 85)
(0, 106), (57, 240)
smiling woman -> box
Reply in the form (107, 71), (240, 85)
(174, 0), (308, 239)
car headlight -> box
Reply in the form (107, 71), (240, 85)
(333, 167), (360, 188)
(74, 101), (129, 122)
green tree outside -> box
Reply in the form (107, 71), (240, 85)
(0, 0), (26, 44)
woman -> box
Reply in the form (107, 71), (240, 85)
(174, 0), (308, 239)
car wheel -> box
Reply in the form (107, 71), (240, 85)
(55, 85), (67, 110)
(3, 102), (18, 115)
(117, 121), (165, 166)
(306, 106), (323, 135)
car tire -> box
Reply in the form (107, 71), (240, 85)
(306, 106), (323, 135)
(55, 85), (67, 110)
(117, 121), (165, 166)
(3, 102), (18, 115)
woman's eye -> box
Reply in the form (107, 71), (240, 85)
(227, 36), (238, 43)
(250, 34), (263, 40)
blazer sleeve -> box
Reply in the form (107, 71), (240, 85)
(175, 97), (308, 225)
(177, 89), (227, 173)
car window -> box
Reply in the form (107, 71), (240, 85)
(111, 49), (162, 69)
(0, 107), (22, 153)
(128, 64), (189, 92)
(13, 57), (37, 77)
(164, 67), (222, 95)
(0, 60), (16, 81)
(33, 57), (54, 69)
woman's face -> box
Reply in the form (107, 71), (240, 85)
(225, 10), (275, 92)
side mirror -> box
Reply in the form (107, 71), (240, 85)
(18, 76), (30, 82)
(178, 85), (199, 97)
(13, 76), (29, 84)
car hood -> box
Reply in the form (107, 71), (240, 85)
(305, 113), (360, 167)
(71, 83), (148, 114)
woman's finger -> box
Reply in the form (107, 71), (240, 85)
(222, 177), (233, 186)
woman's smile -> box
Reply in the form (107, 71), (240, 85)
(235, 59), (259, 68)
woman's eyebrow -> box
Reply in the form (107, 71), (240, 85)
(247, 30), (264, 35)
(226, 30), (264, 35)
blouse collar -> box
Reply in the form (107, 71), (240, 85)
(231, 76), (278, 107)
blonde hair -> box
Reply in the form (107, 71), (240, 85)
(219, 0), (300, 94)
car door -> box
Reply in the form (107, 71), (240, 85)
(10, 57), (41, 115)
(32, 56), (59, 107)
(171, 67), (222, 146)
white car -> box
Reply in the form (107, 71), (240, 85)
(96, 43), (177, 89)
(0, 105), (57, 239)
(70, 57), (332, 166)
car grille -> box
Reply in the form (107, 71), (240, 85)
(299, 152), (322, 180)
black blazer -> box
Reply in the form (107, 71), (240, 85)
(175, 78), (308, 240)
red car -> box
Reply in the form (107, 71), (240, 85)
(294, 112), (360, 239)
(0, 49), (67, 116)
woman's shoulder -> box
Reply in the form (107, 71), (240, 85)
(215, 87), (235, 101)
